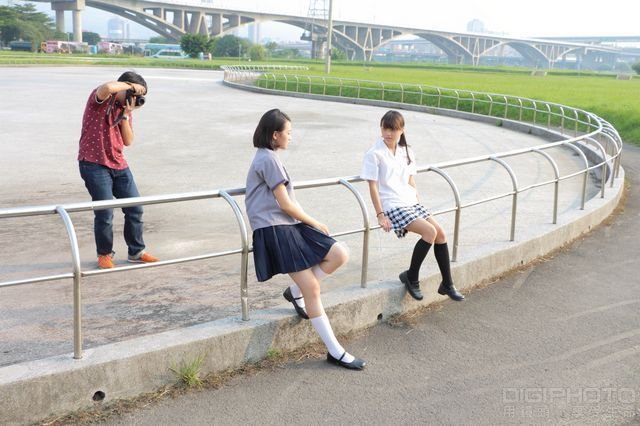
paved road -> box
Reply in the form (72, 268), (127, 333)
(100, 145), (640, 425)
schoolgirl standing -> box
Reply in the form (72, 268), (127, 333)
(360, 110), (465, 302)
(245, 109), (366, 370)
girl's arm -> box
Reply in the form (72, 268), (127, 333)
(367, 180), (392, 232)
(408, 175), (416, 188)
(408, 175), (419, 202)
(273, 183), (330, 235)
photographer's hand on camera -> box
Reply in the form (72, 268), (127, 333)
(127, 82), (145, 96)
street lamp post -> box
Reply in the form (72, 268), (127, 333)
(325, 0), (333, 74)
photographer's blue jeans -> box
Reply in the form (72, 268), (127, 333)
(79, 161), (145, 257)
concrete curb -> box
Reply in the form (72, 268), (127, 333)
(0, 164), (624, 425)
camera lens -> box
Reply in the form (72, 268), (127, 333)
(136, 96), (146, 107)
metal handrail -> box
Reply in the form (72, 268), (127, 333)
(1, 66), (624, 360)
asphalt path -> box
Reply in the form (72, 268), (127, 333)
(100, 145), (640, 425)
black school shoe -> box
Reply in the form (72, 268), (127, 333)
(437, 282), (465, 301)
(327, 352), (366, 370)
(283, 287), (309, 319)
(399, 271), (423, 300)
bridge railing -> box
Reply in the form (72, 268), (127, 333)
(0, 66), (623, 360)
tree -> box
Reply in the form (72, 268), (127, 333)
(0, 4), (56, 49)
(264, 41), (278, 57)
(82, 31), (100, 45)
(272, 47), (300, 59)
(632, 62), (640, 75)
(248, 44), (266, 61)
(149, 36), (170, 44)
(331, 47), (346, 60)
(213, 34), (250, 58)
(180, 33), (214, 58)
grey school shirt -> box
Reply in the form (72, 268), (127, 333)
(245, 148), (299, 231)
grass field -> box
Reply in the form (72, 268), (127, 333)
(279, 62), (640, 145)
(1, 51), (637, 144)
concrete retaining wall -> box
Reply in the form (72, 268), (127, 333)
(0, 163), (624, 425)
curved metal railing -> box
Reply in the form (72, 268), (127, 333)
(0, 65), (623, 359)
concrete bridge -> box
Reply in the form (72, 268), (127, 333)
(34, 0), (633, 67)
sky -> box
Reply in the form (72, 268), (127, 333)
(8, 0), (640, 41)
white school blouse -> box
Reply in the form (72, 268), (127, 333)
(360, 138), (418, 211)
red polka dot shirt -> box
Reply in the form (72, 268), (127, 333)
(77, 88), (131, 170)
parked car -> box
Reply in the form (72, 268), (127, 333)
(151, 49), (190, 59)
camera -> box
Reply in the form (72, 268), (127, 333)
(126, 89), (146, 107)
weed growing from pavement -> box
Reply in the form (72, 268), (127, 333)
(170, 354), (206, 388)
(36, 343), (327, 426)
(265, 348), (283, 360)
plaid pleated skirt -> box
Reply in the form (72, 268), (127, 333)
(252, 223), (337, 282)
(385, 204), (431, 238)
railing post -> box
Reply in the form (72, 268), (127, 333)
(338, 179), (370, 288)
(518, 98), (523, 121)
(55, 206), (83, 359)
(490, 157), (519, 241)
(584, 138), (610, 199)
(563, 142), (590, 210)
(533, 149), (561, 224)
(220, 191), (250, 321)
(424, 167), (462, 262)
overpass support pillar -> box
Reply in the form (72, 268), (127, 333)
(72, 9), (83, 42)
(51, 0), (85, 42)
(55, 10), (64, 33)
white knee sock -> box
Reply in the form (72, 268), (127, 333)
(310, 314), (354, 363)
(289, 284), (305, 308)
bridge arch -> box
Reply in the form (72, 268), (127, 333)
(32, 0), (630, 69)
(414, 33), (472, 64)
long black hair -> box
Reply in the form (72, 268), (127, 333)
(380, 110), (411, 165)
(253, 108), (291, 150)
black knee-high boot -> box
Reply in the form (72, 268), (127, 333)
(408, 239), (432, 282)
(434, 242), (465, 301)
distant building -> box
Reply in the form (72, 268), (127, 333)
(467, 19), (486, 33)
(248, 23), (261, 43)
(108, 17), (128, 40)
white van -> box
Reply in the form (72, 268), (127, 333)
(151, 49), (189, 59)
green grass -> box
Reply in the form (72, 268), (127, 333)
(2, 51), (637, 144)
(271, 63), (640, 145)
(169, 354), (205, 388)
